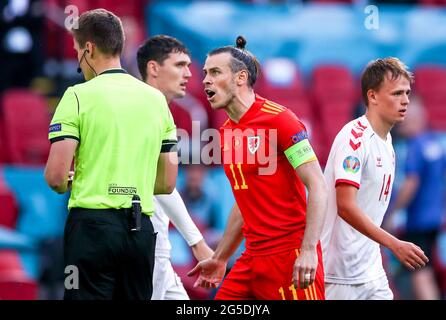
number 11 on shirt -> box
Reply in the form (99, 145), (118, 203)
(229, 163), (248, 190)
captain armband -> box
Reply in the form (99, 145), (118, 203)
(284, 139), (317, 169)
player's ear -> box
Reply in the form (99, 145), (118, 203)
(147, 60), (159, 78)
(237, 69), (249, 86)
(367, 89), (377, 106)
(85, 42), (94, 58)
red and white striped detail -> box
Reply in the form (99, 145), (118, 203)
(335, 179), (360, 189)
(349, 120), (367, 151)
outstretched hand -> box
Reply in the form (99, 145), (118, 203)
(187, 258), (227, 289)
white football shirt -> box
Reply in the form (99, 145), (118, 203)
(321, 115), (395, 284)
(152, 197), (171, 258)
(153, 189), (204, 258)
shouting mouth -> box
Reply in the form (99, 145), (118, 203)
(205, 89), (216, 100)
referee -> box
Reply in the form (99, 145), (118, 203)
(44, 9), (178, 300)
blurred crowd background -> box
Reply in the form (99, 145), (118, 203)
(0, 0), (446, 300)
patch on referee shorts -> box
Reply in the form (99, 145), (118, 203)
(343, 156), (360, 173)
(49, 123), (62, 133)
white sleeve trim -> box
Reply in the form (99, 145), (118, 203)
(154, 188), (203, 246)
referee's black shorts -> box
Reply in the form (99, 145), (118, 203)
(63, 207), (156, 300)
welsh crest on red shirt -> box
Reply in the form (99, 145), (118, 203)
(247, 136), (260, 154)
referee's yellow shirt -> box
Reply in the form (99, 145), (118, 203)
(48, 69), (177, 216)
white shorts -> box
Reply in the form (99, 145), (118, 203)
(151, 256), (189, 300)
(325, 276), (393, 300)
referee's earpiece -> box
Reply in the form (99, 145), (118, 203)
(77, 47), (97, 77)
(77, 49), (90, 74)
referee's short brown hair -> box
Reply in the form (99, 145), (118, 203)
(361, 57), (414, 107)
(72, 8), (124, 56)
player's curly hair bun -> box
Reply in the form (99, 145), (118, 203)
(236, 36), (247, 50)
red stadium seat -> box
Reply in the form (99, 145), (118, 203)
(0, 172), (18, 229)
(310, 65), (358, 164)
(414, 66), (446, 130)
(414, 66), (446, 97)
(311, 64), (357, 105)
(0, 280), (38, 300)
(0, 250), (38, 300)
(44, 0), (149, 59)
(419, 0), (446, 6)
(43, 0), (70, 59)
(319, 101), (355, 143)
(0, 251), (27, 279)
(210, 109), (228, 131)
(0, 122), (7, 164)
(255, 60), (314, 127)
(1, 89), (51, 165)
(170, 101), (193, 135)
(425, 103), (446, 130)
(63, 0), (98, 59)
(188, 61), (206, 101)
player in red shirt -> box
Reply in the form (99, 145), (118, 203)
(188, 36), (328, 300)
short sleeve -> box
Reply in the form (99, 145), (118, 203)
(277, 109), (317, 169)
(48, 87), (80, 143)
(160, 104), (178, 153)
(333, 132), (366, 189)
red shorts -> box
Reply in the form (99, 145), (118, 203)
(215, 244), (325, 300)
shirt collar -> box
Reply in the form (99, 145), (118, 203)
(98, 68), (128, 76)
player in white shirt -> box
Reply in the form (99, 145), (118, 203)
(152, 193), (209, 299)
(137, 35), (213, 300)
(321, 58), (429, 300)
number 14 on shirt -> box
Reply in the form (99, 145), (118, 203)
(379, 174), (392, 202)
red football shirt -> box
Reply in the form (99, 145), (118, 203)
(220, 95), (313, 255)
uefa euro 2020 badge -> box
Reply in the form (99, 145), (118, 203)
(343, 156), (361, 174)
